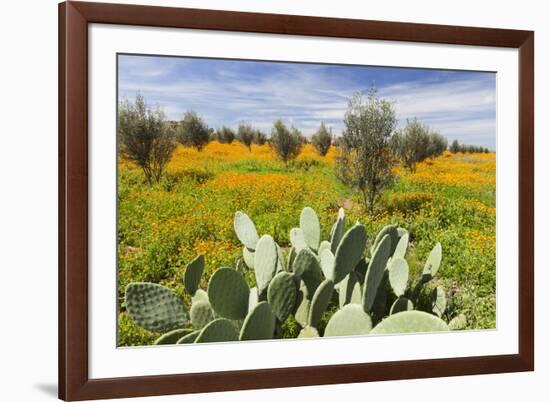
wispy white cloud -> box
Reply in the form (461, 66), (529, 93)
(118, 55), (496, 149)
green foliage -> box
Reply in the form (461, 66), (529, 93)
(363, 235), (391, 313)
(450, 139), (490, 153)
(300, 207), (321, 251)
(118, 93), (176, 185)
(237, 122), (256, 151)
(392, 118), (447, 171)
(215, 126), (236, 144)
(311, 122), (332, 156)
(270, 119), (303, 166)
(267, 272), (298, 322)
(307, 279), (334, 327)
(333, 223), (368, 284)
(335, 87), (397, 213)
(176, 111), (210, 151)
(388, 257), (409, 297)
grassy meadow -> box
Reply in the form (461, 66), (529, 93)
(117, 141), (496, 346)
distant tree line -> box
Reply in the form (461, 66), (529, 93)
(449, 139), (490, 154)
(119, 90), (467, 208)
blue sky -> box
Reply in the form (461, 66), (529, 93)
(118, 54), (496, 149)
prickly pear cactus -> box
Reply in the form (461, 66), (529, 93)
(234, 211), (259, 250)
(422, 242), (442, 278)
(449, 313), (467, 330)
(267, 271), (298, 322)
(318, 240), (331, 257)
(324, 304), (372, 337)
(289, 227), (308, 251)
(176, 330), (200, 344)
(390, 296), (413, 315)
(294, 248), (323, 296)
(431, 286), (447, 318)
(333, 223), (367, 284)
(300, 207), (321, 251)
(298, 326), (320, 338)
(393, 232), (409, 259)
(183, 255), (205, 296)
(239, 302), (276, 341)
(190, 300), (214, 328)
(363, 234), (391, 313)
(307, 279), (334, 327)
(338, 271), (362, 308)
(254, 234), (279, 293)
(388, 257), (409, 297)
(330, 208), (346, 254)
(191, 288), (209, 304)
(294, 286), (311, 327)
(370, 310), (449, 334)
(194, 318), (239, 343)
(125, 283), (187, 333)
(153, 328), (193, 345)
(242, 246), (255, 269)
(207, 268), (249, 320)
(319, 248), (335, 281)
(371, 225), (398, 256)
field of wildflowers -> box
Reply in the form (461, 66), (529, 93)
(117, 142), (496, 346)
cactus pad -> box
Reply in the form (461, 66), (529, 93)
(393, 232), (409, 259)
(298, 326), (320, 338)
(432, 286), (447, 317)
(239, 302), (276, 341)
(422, 242), (442, 277)
(153, 328), (193, 345)
(296, 249), (323, 296)
(207, 268), (249, 320)
(243, 246), (255, 269)
(248, 287), (259, 312)
(183, 255), (205, 296)
(388, 257), (409, 297)
(191, 288), (209, 304)
(370, 310), (450, 334)
(330, 208), (346, 254)
(276, 244), (286, 272)
(300, 207), (321, 251)
(363, 234), (391, 313)
(333, 224), (367, 284)
(449, 313), (467, 330)
(338, 271), (362, 308)
(294, 286), (311, 327)
(324, 304), (372, 337)
(267, 271), (298, 322)
(125, 283), (187, 333)
(319, 248), (335, 281)
(307, 279), (334, 327)
(390, 296), (413, 315)
(254, 234), (278, 292)
(176, 330), (200, 344)
(234, 211), (259, 250)
(190, 300), (214, 328)
(371, 225), (398, 256)
(194, 318), (239, 343)
(290, 228), (308, 251)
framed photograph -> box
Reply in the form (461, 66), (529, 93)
(59, 1), (534, 400)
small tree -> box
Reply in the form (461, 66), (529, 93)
(427, 131), (448, 158)
(118, 94), (176, 185)
(311, 122), (332, 156)
(336, 88), (397, 213)
(237, 123), (255, 151)
(270, 119), (302, 166)
(215, 126), (235, 144)
(253, 129), (267, 145)
(450, 139), (460, 153)
(392, 119), (430, 171)
(176, 111), (210, 151)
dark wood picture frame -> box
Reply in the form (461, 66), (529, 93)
(59, 1), (534, 400)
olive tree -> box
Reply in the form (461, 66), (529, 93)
(237, 123), (256, 151)
(215, 126), (236, 144)
(176, 111), (210, 151)
(311, 122), (333, 156)
(270, 119), (302, 166)
(336, 88), (397, 213)
(253, 129), (267, 145)
(118, 94), (176, 185)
